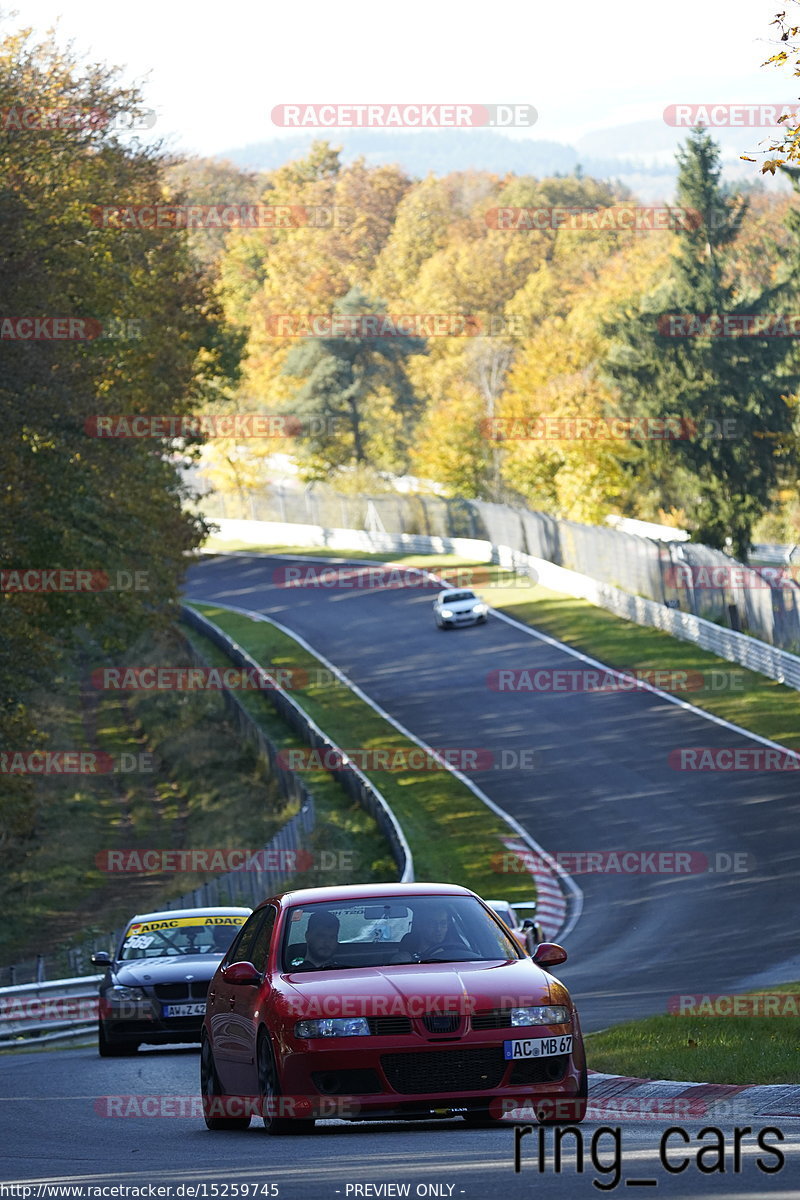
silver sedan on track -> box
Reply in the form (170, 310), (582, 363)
(433, 588), (489, 629)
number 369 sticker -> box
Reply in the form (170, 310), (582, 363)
(504, 1035), (572, 1060)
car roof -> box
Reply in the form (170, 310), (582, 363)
(255, 882), (479, 910)
(437, 589), (476, 599)
(123, 906), (253, 924)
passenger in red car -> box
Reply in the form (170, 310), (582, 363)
(297, 910), (341, 968)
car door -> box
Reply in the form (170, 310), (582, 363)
(210, 908), (273, 1071)
(219, 905), (277, 1089)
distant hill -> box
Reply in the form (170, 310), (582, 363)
(217, 124), (788, 202)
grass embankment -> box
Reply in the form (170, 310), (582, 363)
(1, 629), (309, 972)
(179, 621), (396, 886)
(585, 984), (800, 1084)
(189, 603), (538, 903)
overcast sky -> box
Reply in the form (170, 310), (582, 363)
(11, 0), (798, 157)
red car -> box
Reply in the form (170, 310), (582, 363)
(201, 883), (586, 1134)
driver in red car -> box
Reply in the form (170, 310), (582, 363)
(397, 906), (457, 959)
(297, 910), (341, 969)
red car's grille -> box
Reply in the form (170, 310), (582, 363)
(381, 1047), (506, 1094)
(471, 1010), (513, 1030)
(367, 1016), (413, 1036)
(421, 1013), (461, 1034)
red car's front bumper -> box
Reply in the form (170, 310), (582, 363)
(275, 1021), (586, 1121)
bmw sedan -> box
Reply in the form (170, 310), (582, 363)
(433, 588), (489, 629)
(93, 906), (251, 1056)
(200, 883), (586, 1133)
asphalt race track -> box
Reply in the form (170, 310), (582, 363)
(3, 550), (799, 1199)
(2, 1046), (800, 1197)
(184, 553), (800, 1029)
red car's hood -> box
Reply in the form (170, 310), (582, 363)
(277, 958), (561, 1020)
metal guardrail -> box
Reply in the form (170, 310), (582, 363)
(0, 975), (102, 1048)
(198, 486), (800, 652)
(181, 605), (413, 884)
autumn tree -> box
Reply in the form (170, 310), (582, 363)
(0, 26), (242, 853)
(279, 287), (426, 477)
(604, 129), (800, 557)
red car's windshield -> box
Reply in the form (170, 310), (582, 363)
(281, 894), (521, 971)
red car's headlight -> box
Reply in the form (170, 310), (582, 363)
(510, 1005), (570, 1026)
(294, 1017), (371, 1038)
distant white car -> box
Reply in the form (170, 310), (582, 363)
(433, 588), (488, 629)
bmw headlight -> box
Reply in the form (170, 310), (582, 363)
(440, 608), (454, 618)
(472, 603), (488, 614)
(107, 985), (148, 1004)
(294, 1017), (371, 1038)
(510, 1005), (570, 1026)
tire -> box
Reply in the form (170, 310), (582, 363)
(201, 1036), (251, 1130)
(257, 1032), (315, 1135)
(98, 1022), (138, 1057)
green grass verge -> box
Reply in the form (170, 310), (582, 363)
(585, 984), (800, 1084)
(189, 602), (537, 903)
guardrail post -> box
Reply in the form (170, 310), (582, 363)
(36, 955), (45, 983)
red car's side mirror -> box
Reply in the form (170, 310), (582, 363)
(532, 942), (568, 967)
(223, 961), (262, 985)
